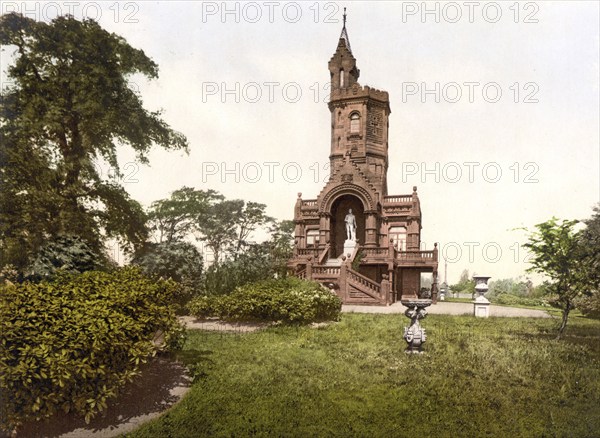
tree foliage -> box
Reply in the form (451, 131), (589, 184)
(147, 187), (222, 244)
(131, 241), (204, 313)
(25, 235), (107, 282)
(199, 220), (294, 296)
(0, 13), (187, 274)
(449, 269), (475, 297)
(147, 186), (276, 266)
(575, 205), (600, 317)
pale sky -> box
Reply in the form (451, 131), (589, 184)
(1, 1), (599, 284)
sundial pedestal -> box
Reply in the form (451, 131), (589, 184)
(400, 298), (432, 354)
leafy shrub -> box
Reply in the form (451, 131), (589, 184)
(0, 267), (184, 432)
(132, 241), (204, 313)
(188, 277), (341, 324)
(202, 244), (284, 296)
(490, 293), (548, 307)
(25, 235), (106, 281)
(576, 291), (600, 318)
(132, 241), (203, 286)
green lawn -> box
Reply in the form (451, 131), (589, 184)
(127, 314), (600, 437)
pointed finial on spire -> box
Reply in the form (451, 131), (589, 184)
(339, 7), (352, 53)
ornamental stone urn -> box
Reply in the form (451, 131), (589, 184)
(472, 275), (491, 318)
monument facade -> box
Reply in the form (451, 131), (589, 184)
(288, 15), (439, 305)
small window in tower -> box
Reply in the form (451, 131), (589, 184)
(306, 230), (320, 247)
(337, 137), (341, 149)
(339, 69), (344, 87)
(350, 113), (360, 133)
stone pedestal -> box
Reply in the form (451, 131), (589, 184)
(401, 298), (432, 353)
(473, 295), (490, 318)
(343, 239), (357, 258)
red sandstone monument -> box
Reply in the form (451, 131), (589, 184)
(287, 13), (439, 305)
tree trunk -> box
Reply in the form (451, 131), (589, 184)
(556, 300), (571, 340)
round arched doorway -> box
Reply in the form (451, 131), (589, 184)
(330, 194), (365, 257)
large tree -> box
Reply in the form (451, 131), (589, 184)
(0, 13), (187, 272)
(523, 218), (587, 339)
(232, 201), (273, 256)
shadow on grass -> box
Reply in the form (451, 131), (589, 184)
(9, 356), (194, 438)
(509, 318), (600, 352)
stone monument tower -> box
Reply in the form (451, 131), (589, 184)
(288, 12), (439, 305)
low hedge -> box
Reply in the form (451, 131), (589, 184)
(490, 293), (548, 308)
(0, 267), (184, 433)
(187, 277), (342, 324)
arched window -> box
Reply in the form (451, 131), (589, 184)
(350, 113), (360, 133)
(389, 226), (407, 251)
(339, 69), (345, 87)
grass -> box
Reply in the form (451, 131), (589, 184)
(127, 314), (600, 437)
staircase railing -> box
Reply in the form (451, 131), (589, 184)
(318, 243), (331, 265)
(347, 268), (381, 295)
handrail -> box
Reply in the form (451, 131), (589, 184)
(347, 268), (381, 293)
(312, 266), (341, 276)
(362, 247), (387, 257)
(318, 243), (331, 264)
(397, 250), (435, 260)
(296, 248), (314, 256)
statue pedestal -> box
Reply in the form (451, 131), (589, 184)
(342, 239), (357, 258)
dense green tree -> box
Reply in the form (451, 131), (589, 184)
(200, 220), (294, 296)
(575, 205), (600, 317)
(132, 241), (204, 313)
(487, 278), (529, 299)
(523, 218), (587, 339)
(0, 13), (187, 273)
(132, 241), (203, 285)
(25, 235), (107, 281)
(196, 199), (244, 265)
(266, 219), (295, 277)
(449, 269), (475, 297)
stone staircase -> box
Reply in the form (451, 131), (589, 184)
(306, 261), (390, 305)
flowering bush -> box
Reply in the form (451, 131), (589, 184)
(188, 277), (341, 324)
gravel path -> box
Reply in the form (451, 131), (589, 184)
(9, 358), (192, 438)
(343, 301), (551, 318)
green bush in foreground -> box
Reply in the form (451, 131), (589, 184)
(0, 267), (184, 433)
(188, 277), (341, 324)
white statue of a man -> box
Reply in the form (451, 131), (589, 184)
(345, 209), (357, 241)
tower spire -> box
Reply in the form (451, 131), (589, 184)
(340, 7), (352, 54)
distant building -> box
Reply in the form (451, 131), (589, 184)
(287, 15), (439, 305)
